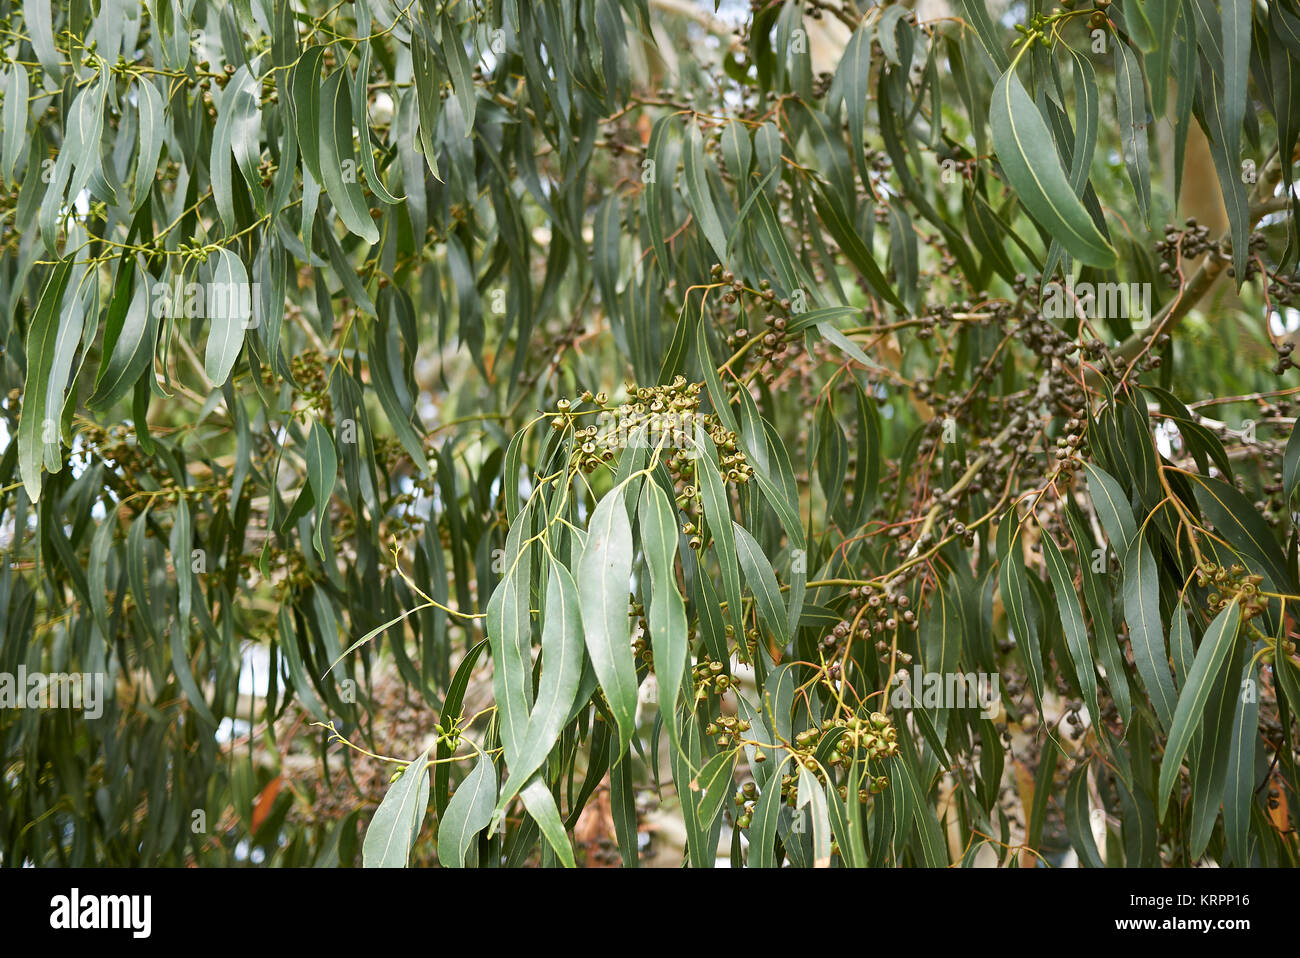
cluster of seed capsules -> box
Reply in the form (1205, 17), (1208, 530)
(730, 713), (898, 830)
(551, 377), (749, 482)
(710, 264), (805, 375)
(1195, 560), (1270, 623)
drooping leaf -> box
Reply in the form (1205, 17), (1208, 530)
(1157, 598), (1242, 819)
(363, 748), (431, 868)
(577, 485), (639, 755)
(990, 67), (1116, 267)
(436, 752), (497, 868)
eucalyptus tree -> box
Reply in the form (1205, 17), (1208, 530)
(2, 0), (1299, 868)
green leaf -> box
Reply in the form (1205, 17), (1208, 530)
(435, 640), (489, 816)
(1126, 0), (1157, 51)
(24, 0), (61, 78)
(749, 185), (804, 296)
(1222, 0), (1250, 173)
(127, 506), (158, 643)
(996, 512), (1045, 711)
(89, 269), (156, 410)
(643, 114), (676, 279)
(133, 77), (164, 211)
(1041, 529), (1101, 727)
(350, 43), (401, 205)
(1157, 598), (1241, 819)
(956, 0), (1011, 78)
(733, 521), (789, 650)
(748, 753), (793, 868)
(1123, 529), (1178, 732)
(1065, 504), (1131, 721)
(682, 121), (728, 266)
(17, 258), (75, 501)
(811, 184), (905, 311)
(795, 764), (833, 867)
(639, 481), (688, 755)
(496, 561), (584, 811)
(88, 502), (118, 640)
(203, 247), (251, 386)
(440, 11), (477, 134)
(292, 46), (328, 184)
(1196, 51), (1251, 282)
(692, 748), (738, 828)
(1083, 462), (1137, 551)
(305, 419), (337, 559)
(168, 498), (217, 727)
(1064, 763), (1105, 867)
(577, 485), (639, 755)
(363, 747), (431, 867)
(1114, 39), (1152, 224)
(519, 776), (576, 868)
(486, 505), (535, 763)
(815, 321), (885, 373)
(2, 63), (29, 189)
(318, 70), (379, 244)
(833, 25), (873, 189)
(1225, 658), (1260, 864)
(1191, 474), (1292, 592)
(695, 426), (745, 644)
(410, 32), (443, 180)
(1187, 639), (1238, 857)
(210, 69), (245, 232)
(990, 67), (1116, 267)
(66, 68), (108, 207)
(1285, 421), (1300, 501)
(436, 752), (496, 868)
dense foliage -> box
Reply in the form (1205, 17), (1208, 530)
(2, 0), (1300, 867)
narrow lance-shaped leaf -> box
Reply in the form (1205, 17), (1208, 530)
(485, 504), (535, 763)
(692, 748), (738, 828)
(577, 485), (639, 755)
(733, 522), (789, 650)
(748, 753), (793, 868)
(1191, 474), (1292, 592)
(1157, 598), (1242, 819)
(639, 481), (689, 756)
(1222, 0), (1250, 174)
(363, 747), (431, 867)
(796, 764), (833, 868)
(133, 77), (164, 211)
(1041, 530), (1101, 728)
(17, 258), (75, 501)
(2, 63), (29, 189)
(519, 776), (576, 868)
(292, 46), (328, 183)
(89, 271), (156, 410)
(1064, 763), (1105, 867)
(437, 752), (497, 868)
(1123, 529), (1178, 732)
(695, 425), (745, 644)
(1114, 39), (1151, 225)
(1084, 462), (1138, 551)
(990, 67), (1116, 267)
(1225, 658), (1260, 864)
(318, 70), (379, 244)
(496, 561), (584, 811)
(440, 11), (477, 134)
(682, 121), (728, 265)
(305, 419), (337, 559)
(203, 247), (251, 386)
(996, 512), (1045, 712)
